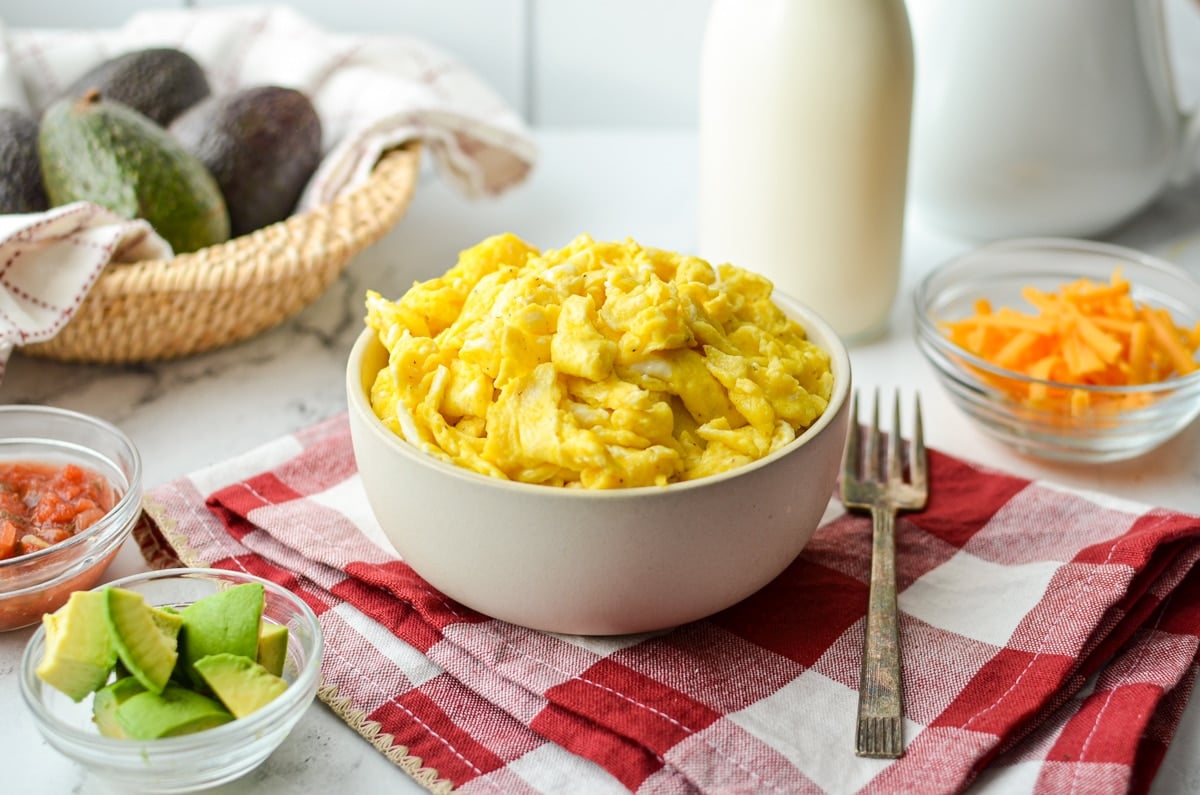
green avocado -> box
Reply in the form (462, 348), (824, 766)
(193, 652), (289, 718)
(178, 582), (265, 691)
(92, 676), (147, 738)
(38, 89), (230, 254)
(59, 47), (210, 127)
(170, 85), (322, 236)
(104, 587), (181, 695)
(0, 108), (48, 213)
(256, 620), (289, 678)
(114, 682), (233, 739)
(35, 590), (117, 702)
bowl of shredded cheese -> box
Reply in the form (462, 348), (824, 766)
(346, 233), (851, 634)
(915, 237), (1200, 462)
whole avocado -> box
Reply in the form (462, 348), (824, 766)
(60, 47), (210, 127)
(0, 108), (49, 213)
(39, 90), (231, 255)
(170, 85), (322, 237)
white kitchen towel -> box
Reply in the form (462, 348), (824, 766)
(0, 203), (170, 379)
(0, 4), (537, 376)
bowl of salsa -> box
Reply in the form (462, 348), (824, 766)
(0, 406), (142, 631)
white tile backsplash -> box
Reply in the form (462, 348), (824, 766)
(1166, 0), (1200, 108)
(5, 0), (1200, 128)
(528, 0), (709, 127)
(0, 0), (711, 126)
(191, 0), (529, 116)
(0, 0), (180, 29)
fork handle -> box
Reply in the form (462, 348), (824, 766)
(856, 504), (903, 758)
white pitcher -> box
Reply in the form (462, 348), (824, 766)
(908, 0), (1200, 239)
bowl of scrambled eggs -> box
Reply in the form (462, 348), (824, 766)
(346, 233), (851, 634)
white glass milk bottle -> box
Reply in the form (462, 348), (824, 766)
(697, 0), (914, 343)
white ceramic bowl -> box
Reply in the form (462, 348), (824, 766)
(20, 568), (323, 793)
(346, 291), (852, 635)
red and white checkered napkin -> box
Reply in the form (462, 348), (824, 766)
(136, 413), (1200, 795)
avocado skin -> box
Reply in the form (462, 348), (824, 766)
(0, 108), (49, 213)
(39, 92), (230, 255)
(171, 86), (322, 237)
(60, 47), (210, 127)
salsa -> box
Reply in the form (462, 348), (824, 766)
(0, 461), (115, 560)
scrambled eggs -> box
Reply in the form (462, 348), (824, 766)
(365, 233), (833, 488)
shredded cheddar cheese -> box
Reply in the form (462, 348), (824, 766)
(941, 269), (1200, 414)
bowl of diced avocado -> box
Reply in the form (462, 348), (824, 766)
(18, 568), (323, 793)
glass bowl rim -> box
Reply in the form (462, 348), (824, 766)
(0, 405), (144, 580)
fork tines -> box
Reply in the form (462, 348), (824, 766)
(843, 390), (927, 506)
(844, 391), (926, 511)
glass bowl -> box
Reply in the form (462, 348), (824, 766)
(0, 405), (143, 630)
(19, 567), (324, 793)
(914, 237), (1200, 462)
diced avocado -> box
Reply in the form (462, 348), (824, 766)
(150, 605), (184, 636)
(38, 90), (230, 255)
(179, 582), (264, 691)
(256, 620), (289, 678)
(114, 683), (233, 739)
(35, 590), (117, 702)
(104, 587), (180, 695)
(112, 606), (176, 680)
(193, 653), (289, 719)
(92, 676), (147, 738)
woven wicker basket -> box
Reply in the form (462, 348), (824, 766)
(20, 143), (421, 364)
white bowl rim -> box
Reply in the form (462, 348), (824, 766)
(914, 236), (1200, 395)
(0, 404), (144, 580)
(348, 290), (852, 499)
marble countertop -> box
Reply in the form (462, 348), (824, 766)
(4, 129), (1200, 794)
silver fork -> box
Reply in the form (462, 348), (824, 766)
(840, 389), (928, 759)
